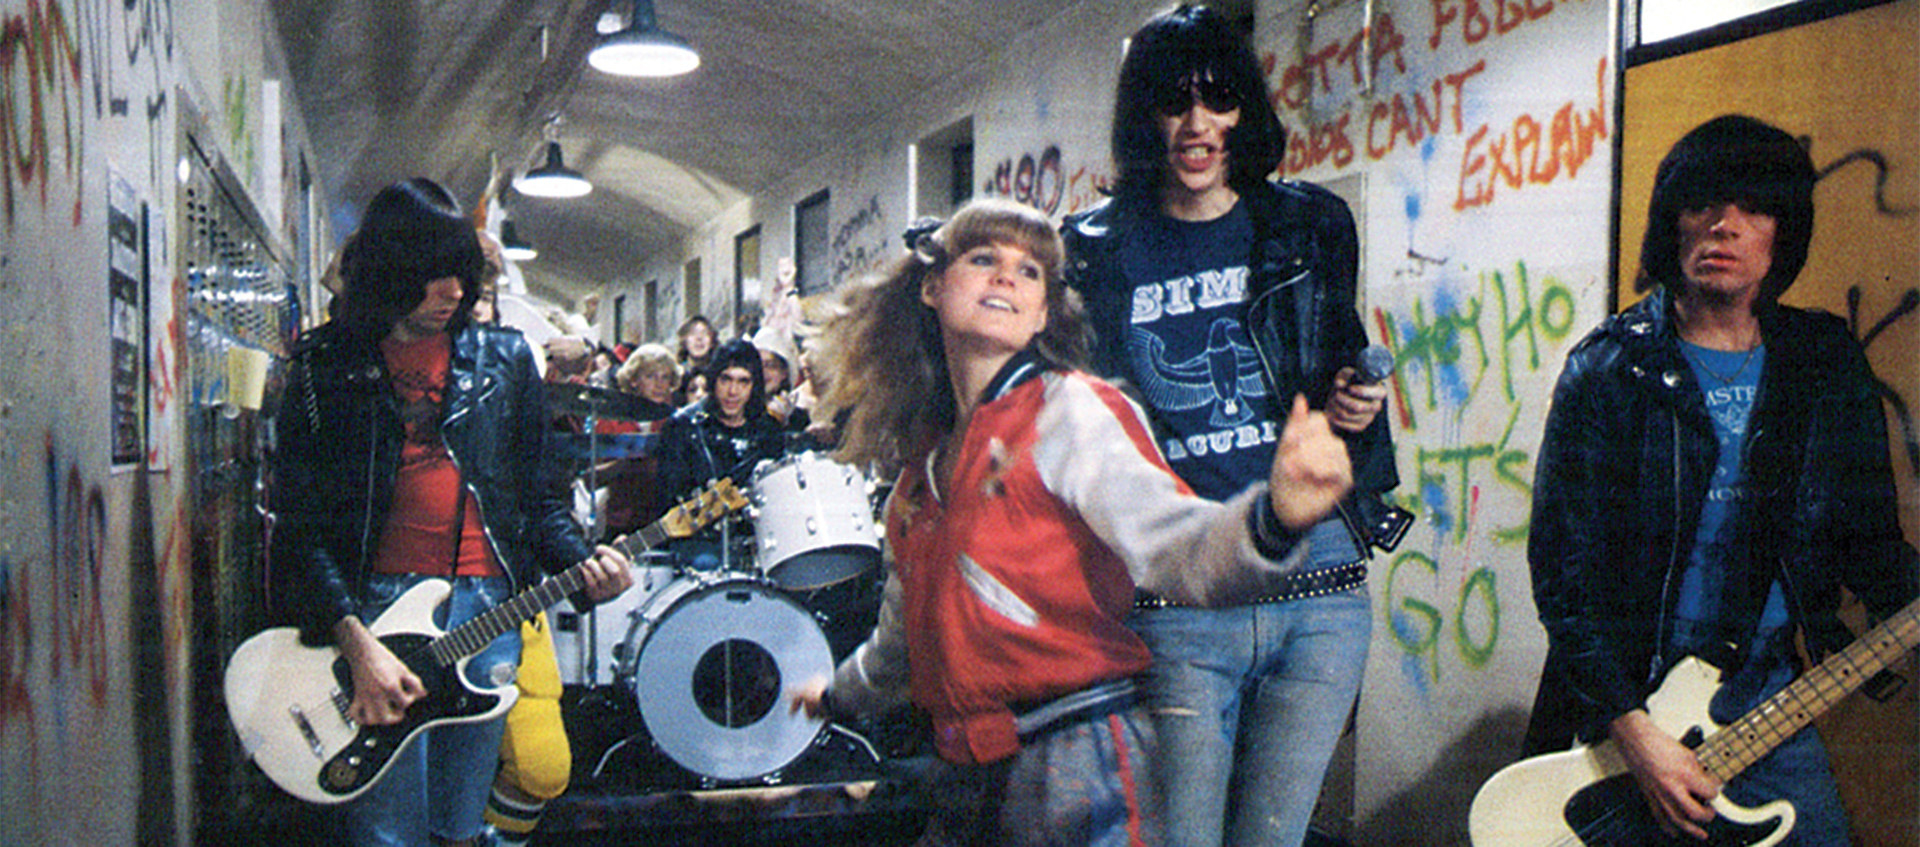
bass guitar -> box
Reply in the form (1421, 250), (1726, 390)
(223, 478), (747, 804)
(1469, 595), (1920, 846)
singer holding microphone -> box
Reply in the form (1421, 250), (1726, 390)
(1060, 7), (1408, 845)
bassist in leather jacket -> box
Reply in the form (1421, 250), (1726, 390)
(1525, 116), (1919, 843)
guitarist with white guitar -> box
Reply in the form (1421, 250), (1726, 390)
(262, 179), (633, 846)
(1508, 116), (1920, 846)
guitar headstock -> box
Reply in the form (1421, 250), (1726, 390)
(660, 478), (749, 538)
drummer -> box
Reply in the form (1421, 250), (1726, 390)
(651, 338), (790, 568)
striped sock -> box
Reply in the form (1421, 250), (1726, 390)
(483, 786), (546, 845)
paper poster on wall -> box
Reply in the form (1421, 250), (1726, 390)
(109, 165), (146, 472)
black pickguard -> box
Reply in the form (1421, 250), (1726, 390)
(1564, 772), (1783, 847)
(315, 633), (502, 797)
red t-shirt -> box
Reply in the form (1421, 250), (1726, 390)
(372, 332), (502, 577)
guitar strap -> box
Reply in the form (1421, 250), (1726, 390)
(448, 476), (468, 577)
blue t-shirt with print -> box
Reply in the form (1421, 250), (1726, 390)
(1116, 201), (1357, 564)
(1117, 202), (1274, 502)
(1670, 342), (1792, 711)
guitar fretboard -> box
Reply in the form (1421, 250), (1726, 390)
(1697, 596), (1920, 779)
(419, 481), (736, 667)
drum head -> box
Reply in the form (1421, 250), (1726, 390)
(628, 578), (832, 781)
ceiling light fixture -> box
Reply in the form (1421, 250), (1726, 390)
(588, 0), (700, 78)
(514, 140), (592, 198)
(499, 220), (537, 261)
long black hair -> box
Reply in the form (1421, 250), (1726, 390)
(334, 178), (487, 336)
(1637, 114), (1817, 302)
(1110, 4), (1285, 209)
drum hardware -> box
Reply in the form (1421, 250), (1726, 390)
(551, 552), (683, 687)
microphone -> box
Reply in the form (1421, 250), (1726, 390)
(1352, 345), (1394, 385)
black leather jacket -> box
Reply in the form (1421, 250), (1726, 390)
(1523, 289), (1919, 752)
(1061, 181), (1405, 553)
(268, 321), (594, 641)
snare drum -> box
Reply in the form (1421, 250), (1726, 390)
(620, 574), (832, 781)
(551, 552), (681, 686)
(749, 452), (880, 590)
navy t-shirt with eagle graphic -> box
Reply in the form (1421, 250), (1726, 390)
(1116, 200), (1361, 564)
(1116, 201), (1278, 503)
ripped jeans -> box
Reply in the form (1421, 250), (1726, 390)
(340, 574), (521, 847)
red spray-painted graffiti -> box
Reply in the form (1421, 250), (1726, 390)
(1, 436), (111, 743)
(983, 145), (1064, 215)
(0, 0), (87, 227)
(1454, 57), (1608, 210)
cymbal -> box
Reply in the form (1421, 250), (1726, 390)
(545, 382), (644, 418)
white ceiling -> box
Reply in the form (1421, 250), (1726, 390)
(270, 0), (1085, 306)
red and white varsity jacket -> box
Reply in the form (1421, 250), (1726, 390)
(831, 355), (1312, 764)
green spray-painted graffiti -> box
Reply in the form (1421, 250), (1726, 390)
(1383, 261), (1577, 431)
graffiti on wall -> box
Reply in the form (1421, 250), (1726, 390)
(1368, 260), (1579, 681)
(830, 193), (886, 287)
(980, 144), (1111, 217)
(1268, 5), (1608, 213)
(0, 0), (171, 226)
(0, 0), (87, 226)
(1, 437), (110, 737)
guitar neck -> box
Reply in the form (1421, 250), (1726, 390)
(612, 521), (674, 560)
(1698, 596), (1920, 779)
(422, 479), (738, 667)
(426, 560), (596, 667)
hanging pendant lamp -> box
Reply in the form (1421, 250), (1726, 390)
(499, 219), (537, 261)
(514, 141), (592, 198)
(589, 0), (700, 78)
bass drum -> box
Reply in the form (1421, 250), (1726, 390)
(620, 574), (832, 782)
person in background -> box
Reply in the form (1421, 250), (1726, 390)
(1526, 114), (1920, 845)
(680, 370), (710, 411)
(652, 338), (788, 569)
(1060, 7), (1405, 845)
(753, 324), (810, 430)
(674, 314), (718, 403)
(270, 178), (632, 846)
(791, 198), (1355, 846)
(587, 346), (618, 389)
(597, 343), (683, 536)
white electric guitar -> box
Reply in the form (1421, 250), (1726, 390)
(223, 479), (747, 804)
(1469, 595), (1920, 846)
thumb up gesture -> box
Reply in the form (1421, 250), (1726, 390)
(1269, 394), (1353, 531)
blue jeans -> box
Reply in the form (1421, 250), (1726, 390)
(1129, 584), (1370, 847)
(917, 702), (1161, 847)
(341, 574), (521, 847)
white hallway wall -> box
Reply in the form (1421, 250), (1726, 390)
(1263, 2), (1611, 841)
(0, 0), (324, 843)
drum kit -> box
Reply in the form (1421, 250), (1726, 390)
(550, 448), (888, 787)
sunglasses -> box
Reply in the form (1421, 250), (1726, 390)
(1153, 74), (1241, 116)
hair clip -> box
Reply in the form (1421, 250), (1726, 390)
(901, 217), (945, 264)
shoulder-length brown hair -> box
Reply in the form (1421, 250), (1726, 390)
(816, 198), (1089, 470)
